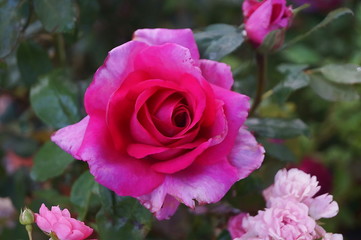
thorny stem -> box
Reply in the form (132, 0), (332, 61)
(249, 53), (267, 116)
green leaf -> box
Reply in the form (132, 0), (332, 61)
(272, 64), (310, 104)
(16, 41), (52, 86)
(70, 171), (97, 221)
(309, 74), (360, 101)
(283, 8), (353, 49)
(195, 24), (244, 60)
(317, 64), (361, 84)
(30, 70), (80, 128)
(0, 0), (27, 58)
(33, 0), (76, 32)
(259, 139), (296, 162)
(31, 141), (74, 181)
(246, 118), (309, 139)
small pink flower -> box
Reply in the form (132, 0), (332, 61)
(35, 204), (93, 240)
(240, 198), (316, 240)
(263, 168), (320, 204)
(242, 0), (293, 48)
(307, 194), (339, 220)
(228, 213), (247, 239)
(52, 28), (264, 219)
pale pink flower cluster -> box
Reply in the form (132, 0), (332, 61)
(35, 204), (93, 240)
(229, 168), (342, 240)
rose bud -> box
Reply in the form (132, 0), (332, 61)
(242, 0), (293, 49)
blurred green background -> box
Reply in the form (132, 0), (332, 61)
(1, 0), (361, 239)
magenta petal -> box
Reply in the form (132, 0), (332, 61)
(84, 41), (148, 114)
(133, 28), (200, 63)
(51, 116), (89, 159)
(228, 128), (265, 179)
(35, 215), (52, 233)
(200, 59), (234, 90)
(138, 193), (180, 220)
(77, 116), (165, 197)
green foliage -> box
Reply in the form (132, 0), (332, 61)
(246, 118), (309, 139)
(195, 24), (244, 60)
(70, 171), (98, 221)
(30, 70), (80, 128)
(31, 141), (74, 181)
(33, 0), (76, 33)
(316, 64), (361, 84)
(17, 41), (53, 86)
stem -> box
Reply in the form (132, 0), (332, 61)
(249, 53), (267, 116)
(57, 33), (66, 66)
(25, 225), (33, 240)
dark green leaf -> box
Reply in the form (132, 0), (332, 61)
(0, 0), (26, 57)
(71, 171), (97, 221)
(30, 70), (80, 128)
(317, 64), (361, 84)
(283, 8), (353, 49)
(17, 41), (52, 86)
(309, 74), (360, 101)
(96, 209), (144, 240)
(259, 139), (296, 162)
(34, 189), (71, 206)
(33, 0), (76, 32)
(246, 118), (309, 139)
(31, 141), (74, 181)
(195, 24), (244, 60)
(272, 64), (310, 104)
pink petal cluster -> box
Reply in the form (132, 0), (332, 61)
(228, 168), (342, 240)
(35, 204), (93, 240)
(52, 28), (264, 220)
(242, 0), (293, 48)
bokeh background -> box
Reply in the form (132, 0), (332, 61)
(1, 0), (361, 239)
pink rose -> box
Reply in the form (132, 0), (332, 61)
(263, 168), (320, 204)
(228, 213), (248, 239)
(35, 204), (93, 240)
(240, 198), (316, 240)
(52, 28), (264, 219)
(242, 0), (293, 48)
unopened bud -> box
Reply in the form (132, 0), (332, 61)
(19, 208), (35, 225)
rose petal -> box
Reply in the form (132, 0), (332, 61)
(133, 28), (200, 62)
(51, 116), (89, 159)
(200, 59), (234, 90)
(77, 115), (165, 197)
(84, 41), (148, 114)
(228, 128), (265, 179)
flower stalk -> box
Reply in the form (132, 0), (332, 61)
(250, 53), (267, 116)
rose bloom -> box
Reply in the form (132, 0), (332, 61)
(35, 204), (93, 240)
(242, 0), (293, 48)
(238, 198), (316, 240)
(52, 28), (264, 219)
(263, 168), (320, 204)
(228, 212), (247, 239)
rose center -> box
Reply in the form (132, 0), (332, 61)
(173, 110), (188, 127)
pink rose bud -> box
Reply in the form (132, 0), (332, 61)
(35, 204), (93, 240)
(242, 0), (293, 48)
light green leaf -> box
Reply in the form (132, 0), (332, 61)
(246, 118), (309, 139)
(309, 74), (360, 101)
(317, 64), (361, 84)
(272, 64), (310, 104)
(17, 41), (52, 86)
(283, 8), (353, 49)
(70, 171), (97, 221)
(31, 141), (74, 181)
(30, 70), (80, 128)
(195, 24), (244, 60)
(33, 0), (76, 32)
